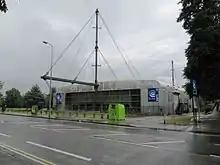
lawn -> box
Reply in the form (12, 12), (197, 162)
(162, 115), (192, 125)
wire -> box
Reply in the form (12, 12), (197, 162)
(119, 45), (143, 80)
(99, 49), (119, 80)
(44, 12), (95, 75)
(71, 19), (93, 76)
(99, 14), (137, 80)
(74, 50), (94, 80)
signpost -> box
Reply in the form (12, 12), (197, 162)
(192, 80), (200, 123)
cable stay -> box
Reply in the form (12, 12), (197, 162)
(98, 49), (119, 80)
(99, 13), (137, 80)
(74, 50), (94, 80)
(43, 12), (95, 76)
(119, 45), (143, 80)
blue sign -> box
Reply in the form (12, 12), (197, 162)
(56, 93), (62, 103)
(148, 88), (159, 102)
(192, 80), (197, 95)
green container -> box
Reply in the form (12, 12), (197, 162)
(108, 103), (125, 121)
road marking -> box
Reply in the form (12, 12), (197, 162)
(54, 128), (90, 131)
(31, 124), (64, 127)
(30, 126), (63, 132)
(189, 132), (220, 137)
(0, 144), (56, 165)
(210, 154), (220, 159)
(214, 144), (220, 146)
(92, 136), (158, 149)
(93, 133), (127, 137)
(0, 132), (11, 138)
(141, 140), (185, 145)
(11, 121), (42, 124)
(26, 141), (92, 162)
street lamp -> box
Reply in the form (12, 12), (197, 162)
(43, 41), (53, 119)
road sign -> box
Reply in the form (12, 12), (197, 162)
(56, 93), (62, 103)
(192, 80), (197, 95)
(148, 88), (159, 102)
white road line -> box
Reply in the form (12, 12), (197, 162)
(214, 144), (220, 146)
(11, 121), (42, 124)
(92, 136), (158, 149)
(31, 124), (64, 127)
(210, 154), (220, 159)
(30, 126), (62, 132)
(93, 133), (127, 137)
(26, 141), (92, 162)
(54, 128), (90, 131)
(0, 133), (11, 138)
(189, 132), (220, 137)
(141, 141), (185, 145)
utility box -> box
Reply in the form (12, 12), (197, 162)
(108, 103), (125, 121)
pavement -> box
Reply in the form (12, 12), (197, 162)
(0, 114), (220, 164)
(190, 110), (220, 134)
(123, 116), (190, 131)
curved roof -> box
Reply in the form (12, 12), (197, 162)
(58, 80), (161, 93)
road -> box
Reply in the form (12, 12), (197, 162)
(0, 114), (220, 165)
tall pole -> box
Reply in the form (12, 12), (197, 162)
(43, 41), (53, 119)
(171, 60), (176, 123)
(49, 44), (53, 119)
(94, 8), (99, 92)
(171, 60), (175, 88)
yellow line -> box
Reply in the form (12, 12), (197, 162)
(0, 144), (56, 165)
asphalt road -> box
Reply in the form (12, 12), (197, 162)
(0, 114), (220, 165)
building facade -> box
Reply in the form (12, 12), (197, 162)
(56, 80), (189, 115)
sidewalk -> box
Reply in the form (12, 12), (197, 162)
(190, 110), (220, 134)
(122, 116), (191, 131)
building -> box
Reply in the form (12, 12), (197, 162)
(56, 80), (189, 115)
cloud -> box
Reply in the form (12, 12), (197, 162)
(0, 0), (188, 93)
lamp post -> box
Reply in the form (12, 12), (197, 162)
(43, 41), (53, 119)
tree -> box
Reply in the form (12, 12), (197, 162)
(23, 85), (45, 108)
(177, 0), (220, 101)
(0, 0), (7, 13)
(5, 88), (23, 108)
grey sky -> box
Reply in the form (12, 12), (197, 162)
(0, 0), (188, 94)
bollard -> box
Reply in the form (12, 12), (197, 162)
(93, 113), (95, 118)
(101, 114), (104, 119)
(83, 113), (86, 118)
(107, 114), (109, 119)
(69, 111), (71, 118)
(76, 113), (78, 117)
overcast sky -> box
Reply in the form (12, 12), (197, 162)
(0, 0), (188, 94)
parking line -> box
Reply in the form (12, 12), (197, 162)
(141, 141), (185, 145)
(0, 132), (11, 138)
(0, 144), (56, 165)
(26, 141), (92, 162)
(92, 136), (158, 149)
(210, 154), (220, 159)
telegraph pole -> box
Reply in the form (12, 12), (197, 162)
(171, 60), (176, 123)
(171, 60), (175, 88)
(94, 8), (99, 92)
